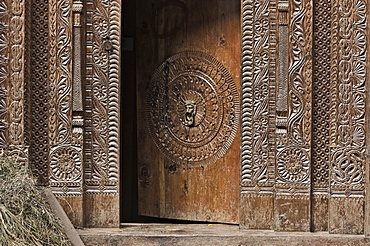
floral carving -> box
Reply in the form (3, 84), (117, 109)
(85, 0), (120, 192)
(50, 146), (82, 182)
(277, 147), (310, 183)
(331, 0), (367, 193)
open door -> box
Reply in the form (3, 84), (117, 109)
(136, 0), (241, 223)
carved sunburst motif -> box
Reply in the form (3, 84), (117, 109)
(50, 146), (82, 182)
(277, 147), (310, 183)
(146, 51), (240, 167)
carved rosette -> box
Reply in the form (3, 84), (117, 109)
(277, 147), (310, 183)
(146, 51), (240, 167)
(50, 146), (82, 182)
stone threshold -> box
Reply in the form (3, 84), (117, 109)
(78, 223), (370, 246)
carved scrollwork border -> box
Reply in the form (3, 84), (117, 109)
(85, 0), (120, 194)
(241, 0), (275, 190)
(330, 0), (367, 197)
(0, 1), (8, 149)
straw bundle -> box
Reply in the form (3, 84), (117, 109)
(0, 157), (71, 245)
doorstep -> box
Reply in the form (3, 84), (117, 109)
(77, 223), (370, 246)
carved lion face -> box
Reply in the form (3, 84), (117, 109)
(184, 100), (197, 127)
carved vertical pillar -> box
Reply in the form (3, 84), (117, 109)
(241, 0), (312, 231)
(29, 0), (50, 185)
(48, 0), (84, 227)
(274, 0), (312, 231)
(7, 0), (27, 158)
(367, 7), (370, 233)
(311, 0), (331, 232)
(84, 0), (120, 227)
(0, 0), (29, 159)
(276, 1), (289, 129)
(72, 1), (83, 113)
(0, 2), (9, 151)
(329, 0), (367, 234)
(240, 0), (276, 229)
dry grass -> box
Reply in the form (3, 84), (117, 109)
(0, 157), (71, 246)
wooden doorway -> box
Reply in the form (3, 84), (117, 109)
(122, 0), (241, 224)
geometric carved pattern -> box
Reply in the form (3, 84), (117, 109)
(0, 1), (8, 149)
(332, 149), (364, 186)
(85, 0), (120, 193)
(312, 0), (331, 189)
(330, 0), (367, 196)
(85, 0), (94, 184)
(146, 51), (240, 167)
(29, 0), (50, 185)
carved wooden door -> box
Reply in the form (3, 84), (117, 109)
(136, 0), (241, 223)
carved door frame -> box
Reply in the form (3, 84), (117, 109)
(240, 0), (370, 235)
(3, 0), (370, 233)
(23, 0), (121, 228)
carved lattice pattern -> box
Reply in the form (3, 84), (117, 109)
(312, 0), (331, 189)
(29, 0), (50, 185)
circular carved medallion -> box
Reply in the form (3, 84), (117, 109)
(146, 51), (240, 167)
(50, 146), (82, 181)
(277, 147), (310, 183)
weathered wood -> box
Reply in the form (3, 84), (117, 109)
(312, 195), (329, 232)
(136, 0), (241, 223)
(57, 196), (84, 228)
(240, 195), (274, 230)
(84, 194), (120, 228)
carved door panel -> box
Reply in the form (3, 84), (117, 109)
(136, 0), (241, 223)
